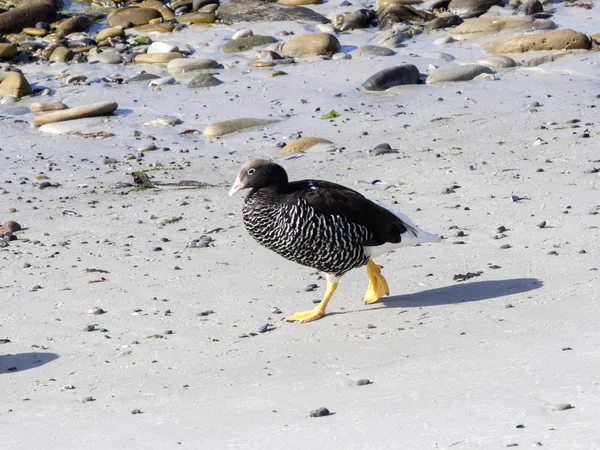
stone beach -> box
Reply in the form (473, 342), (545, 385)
(1, 0), (599, 447)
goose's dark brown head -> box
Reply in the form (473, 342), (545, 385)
(229, 160), (289, 196)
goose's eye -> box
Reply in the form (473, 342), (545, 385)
(248, 168), (256, 175)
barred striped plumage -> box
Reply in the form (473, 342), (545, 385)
(243, 193), (371, 277)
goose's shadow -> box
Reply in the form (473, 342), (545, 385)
(339, 278), (543, 314)
(0, 352), (59, 374)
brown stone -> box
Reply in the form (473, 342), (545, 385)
(135, 52), (182, 64)
(451, 16), (533, 36)
(278, 0), (322, 5)
(177, 12), (216, 23)
(0, 72), (32, 98)
(138, 0), (175, 19)
(281, 137), (332, 154)
(0, 43), (17, 59)
(130, 23), (175, 33)
(281, 33), (340, 57)
(22, 27), (47, 37)
(56, 15), (92, 37)
(96, 27), (126, 42)
(486, 29), (591, 54)
(107, 7), (162, 28)
(49, 46), (73, 63)
(30, 102), (69, 113)
(378, 0), (422, 6)
(0, 2), (57, 35)
(0, 220), (21, 233)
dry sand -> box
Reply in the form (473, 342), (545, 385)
(1, 1), (600, 448)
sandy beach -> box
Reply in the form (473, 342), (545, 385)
(1, 0), (600, 448)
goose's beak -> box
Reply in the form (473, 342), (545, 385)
(229, 176), (243, 197)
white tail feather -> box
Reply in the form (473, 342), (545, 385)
(364, 201), (441, 258)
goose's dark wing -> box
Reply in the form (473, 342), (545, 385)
(286, 180), (410, 245)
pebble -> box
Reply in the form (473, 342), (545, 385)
(550, 403), (574, 411)
(88, 307), (106, 315)
(362, 64), (420, 91)
(34, 102), (118, 127)
(304, 284), (318, 292)
(426, 65), (494, 84)
(83, 325), (95, 332)
(281, 33), (340, 57)
(167, 58), (220, 74)
(356, 379), (371, 386)
(537, 221), (546, 228)
(257, 323), (269, 333)
(131, 409), (143, 415)
(310, 407), (330, 417)
(188, 73), (223, 88)
(372, 143), (399, 156)
(203, 118), (279, 139)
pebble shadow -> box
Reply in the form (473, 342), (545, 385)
(0, 352), (59, 374)
(378, 278), (543, 309)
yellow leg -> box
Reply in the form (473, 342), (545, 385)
(364, 259), (390, 305)
(285, 281), (338, 323)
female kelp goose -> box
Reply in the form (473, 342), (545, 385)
(229, 160), (440, 323)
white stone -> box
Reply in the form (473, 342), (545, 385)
(147, 42), (179, 54)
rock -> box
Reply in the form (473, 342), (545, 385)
(135, 52), (182, 64)
(426, 64), (493, 83)
(0, 44), (18, 59)
(356, 379), (372, 386)
(33, 101), (118, 126)
(451, 16), (533, 36)
(167, 58), (220, 74)
(147, 42), (178, 54)
(374, 28), (412, 47)
(421, 51), (455, 61)
(38, 117), (106, 135)
(217, 0), (329, 23)
(378, 4), (435, 28)
(281, 33), (340, 57)
(448, 0), (503, 18)
(149, 76), (176, 87)
(0, 72), (32, 98)
(188, 73), (223, 88)
(138, 0), (175, 19)
(192, 0), (219, 11)
(232, 29), (253, 40)
(379, 0), (424, 6)
(310, 407), (330, 417)
(254, 50), (282, 60)
(30, 102), (68, 113)
(96, 27), (125, 42)
(333, 10), (375, 32)
(486, 29), (591, 54)
(278, 0), (322, 4)
(144, 116), (182, 126)
(468, 55), (517, 68)
(130, 23), (175, 33)
(56, 16), (91, 37)
(128, 73), (161, 82)
(514, 0), (543, 15)
(362, 64), (420, 91)
(0, 2), (57, 36)
(522, 52), (567, 67)
(49, 46), (73, 63)
(0, 221), (21, 233)
(533, 18), (556, 30)
(281, 137), (332, 154)
(177, 12), (216, 23)
(426, 14), (463, 31)
(88, 52), (124, 64)
(107, 7), (162, 28)
(222, 35), (278, 53)
(203, 118), (279, 138)
(354, 45), (395, 57)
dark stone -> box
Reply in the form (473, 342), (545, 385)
(217, 0), (329, 24)
(0, 2), (57, 35)
(425, 14), (463, 31)
(222, 35), (278, 53)
(310, 407), (330, 417)
(336, 9), (376, 32)
(514, 0), (543, 16)
(128, 73), (161, 82)
(362, 64), (420, 91)
(188, 73), (222, 88)
(448, 0), (504, 18)
(378, 4), (435, 29)
(193, 0), (219, 11)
